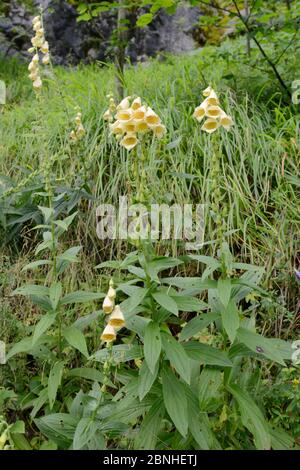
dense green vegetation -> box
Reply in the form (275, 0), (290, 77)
(0, 0), (299, 451)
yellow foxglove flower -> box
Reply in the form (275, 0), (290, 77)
(206, 90), (219, 106)
(40, 41), (49, 54)
(107, 286), (116, 300)
(33, 77), (42, 90)
(193, 104), (206, 121)
(42, 53), (50, 65)
(131, 97), (142, 110)
(32, 16), (41, 25)
(220, 111), (233, 130)
(28, 47), (35, 53)
(132, 105), (147, 122)
(28, 61), (37, 72)
(101, 324), (116, 342)
(36, 28), (45, 38)
(145, 107), (160, 127)
(33, 21), (42, 31)
(135, 121), (149, 133)
(206, 105), (222, 119)
(116, 108), (133, 123)
(103, 109), (112, 121)
(76, 124), (85, 138)
(122, 121), (136, 133)
(69, 130), (77, 141)
(109, 120), (124, 135)
(153, 123), (166, 139)
(203, 85), (213, 97)
(201, 118), (219, 134)
(102, 295), (114, 314)
(29, 71), (38, 81)
(108, 305), (125, 328)
(117, 96), (131, 110)
(120, 132), (138, 151)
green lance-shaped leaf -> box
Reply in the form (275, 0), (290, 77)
(162, 368), (188, 438)
(143, 321), (161, 374)
(63, 327), (89, 358)
(161, 332), (191, 384)
(48, 361), (65, 409)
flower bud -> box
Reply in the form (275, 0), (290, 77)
(108, 305), (125, 328)
(101, 324), (116, 342)
(102, 295), (114, 314)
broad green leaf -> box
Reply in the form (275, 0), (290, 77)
(161, 332), (191, 384)
(217, 278), (232, 307)
(237, 327), (286, 365)
(152, 292), (178, 316)
(38, 206), (54, 222)
(68, 367), (103, 383)
(136, 13), (153, 27)
(162, 368), (188, 438)
(50, 282), (62, 310)
(92, 344), (143, 364)
(144, 321), (161, 374)
(10, 433), (31, 450)
(32, 312), (57, 346)
(54, 211), (78, 232)
(9, 420), (25, 434)
(12, 284), (50, 297)
(120, 287), (148, 318)
(63, 327), (89, 358)
(227, 383), (271, 450)
(134, 398), (164, 450)
(269, 426), (296, 450)
(221, 299), (240, 343)
(198, 368), (223, 411)
(34, 413), (77, 448)
(6, 337), (33, 360)
(183, 341), (233, 367)
(171, 295), (208, 312)
(179, 312), (220, 341)
(138, 359), (159, 401)
(21, 260), (52, 272)
(60, 291), (104, 305)
(162, 277), (217, 290)
(73, 417), (98, 450)
(48, 361), (65, 409)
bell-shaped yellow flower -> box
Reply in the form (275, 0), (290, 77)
(153, 123), (166, 139)
(122, 121), (136, 133)
(145, 107), (160, 127)
(101, 324), (116, 342)
(120, 132), (138, 151)
(33, 77), (42, 90)
(132, 105), (147, 122)
(131, 97), (142, 110)
(206, 105), (222, 119)
(203, 85), (213, 97)
(206, 90), (219, 106)
(117, 96), (131, 110)
(102, 295), (114, 314)
(193, 104), (207, 121)
(42, 53), (50, 65)
(108, 305), (125, 328)
(220, 111), (233, 130)
(40, 41), (49, 54)
(116, 108), (133, 123)
(201, 118), (219, 134)
(135, 121), (149, 133)
(109, 120), (123, 135)
(107, 286), (116, 300)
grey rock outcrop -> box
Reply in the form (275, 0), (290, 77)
(0, 0), (203, 64)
